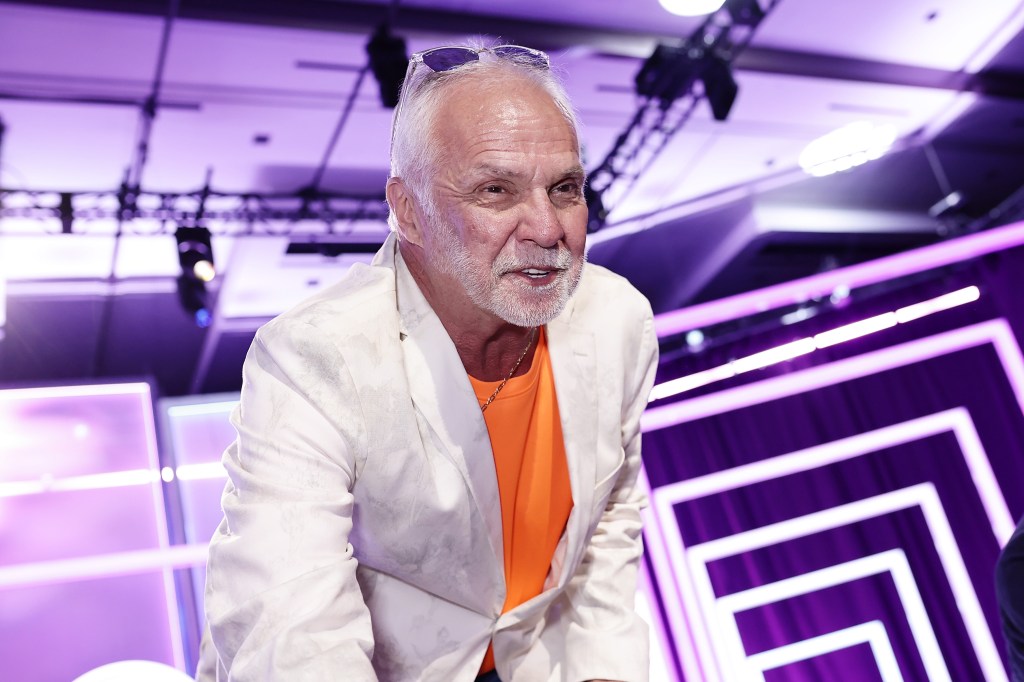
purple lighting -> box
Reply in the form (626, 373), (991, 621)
(653, 220), (1022, 337)
(649, 286), (982, 402)
(639, 317), (1024, 681)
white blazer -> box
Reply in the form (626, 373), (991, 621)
(198, 234), (658, 682)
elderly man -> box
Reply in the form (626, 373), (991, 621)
(198, 42), (657, 682)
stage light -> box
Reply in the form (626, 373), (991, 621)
(635, 44), (704, 109)
(799, 122), (897, 177)
(177, 275), (211, 329)
(174, 225), (215, 282)
(700, 54), (738, 121)
(725, 0), (765, 26)
(658, 0), (727, 16)
(366, 24), (408, 109)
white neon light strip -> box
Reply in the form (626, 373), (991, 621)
(669, 484), (1007, 682)
(0, 469), (160, 497)
(0, 382), (153, 401)
(137, 386), (186, 671)
(712, 550), (943, 682)
(165, 400), (237, 418)
(644, 317), (1024, 431)
(175, 462), (228, 481)
(649, 286), (979, 402)
(653, 220), (1023, 336)
(0, 544), (210, 590)
(745, 620), (902, 681)
(640, 466), (711, 682)
(895, 286), (980, 323)
(0, 461), (228, 497)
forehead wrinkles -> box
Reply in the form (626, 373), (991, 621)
(431, 75), (578, 170)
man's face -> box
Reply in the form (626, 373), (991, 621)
(416, 75), (587, 329)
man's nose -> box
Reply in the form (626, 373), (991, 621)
(518, 191), (565, 248)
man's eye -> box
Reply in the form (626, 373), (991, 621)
(483, 185), (504, 194)
(555, 182), (581, 195)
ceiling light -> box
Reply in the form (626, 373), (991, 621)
(175, 225), (216, 282)
(658, 0), (727, 16)
(799, 122), (897, 177)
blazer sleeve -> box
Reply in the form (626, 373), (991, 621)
(560, 305), (659, 682)
(203, 318), (378, 681)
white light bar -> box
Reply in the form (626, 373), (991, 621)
(650, 286), (980, 402)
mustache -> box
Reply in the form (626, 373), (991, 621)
(494, 246), (574, 273)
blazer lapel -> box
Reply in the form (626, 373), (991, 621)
(389, 240), (506, 579)
(546, 292), (599, 589)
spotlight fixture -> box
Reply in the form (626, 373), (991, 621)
(799, 121), (897, 177)
(635, 44), (704, 109)
(725, 0), (765, 26)
(174, 225), (215, 283)
(658, 0), (727, 16)
(176, 275), (212, 329)
(366, 24), (408, 109)
(700, 54), (738, 121)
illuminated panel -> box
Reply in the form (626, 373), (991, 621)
(646, 408), (1012, 681)
(157, 395), (238, 634)
(0, 383), (184, 680)
(681, 483), (1005, 681)
(639, 321), (1024, 681)
(707, 545), (947, 681)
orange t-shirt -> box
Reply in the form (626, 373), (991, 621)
(469, 328), (574, 674)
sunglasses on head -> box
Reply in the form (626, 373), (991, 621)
(410, 44), (550, 73)
(390, 44), (551, 147)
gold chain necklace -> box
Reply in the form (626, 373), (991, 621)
(480, 327), (537, 412)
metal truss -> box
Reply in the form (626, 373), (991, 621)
(586, 0), (780, 232)
(0, 187), (389, 235)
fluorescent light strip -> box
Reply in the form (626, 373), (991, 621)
(653, 221), (1023, 337)
(640, 467), (713, 682)
(136, 385), (186, 671)
(644, 317), (1024, 431)
(745, 620), (902, 681)
(814, 312), (897, 348)
(175, 462), (228, 481)
(672, 484), (1006, 682)
(0, 382), (152, 401)
(0, 469), (159, 497)
(649, 287), (979, 402)
(896, 286), (981, 323)
(731, 338), (816, 374)
(0, 544), (210, 589)
(166, 400), (237, 418)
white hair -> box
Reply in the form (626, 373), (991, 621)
(387, 40), (582, 233)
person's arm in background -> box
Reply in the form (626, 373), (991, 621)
(997, 516), (1024, 682)
(204, 318), (377, 681)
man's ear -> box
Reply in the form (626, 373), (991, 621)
(386, 177), (424, 247)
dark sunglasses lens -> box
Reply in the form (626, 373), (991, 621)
(491, 46), (550, 68)
(421, 47), (480, 72)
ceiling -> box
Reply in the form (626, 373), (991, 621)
(2, 0), (1024, 394)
